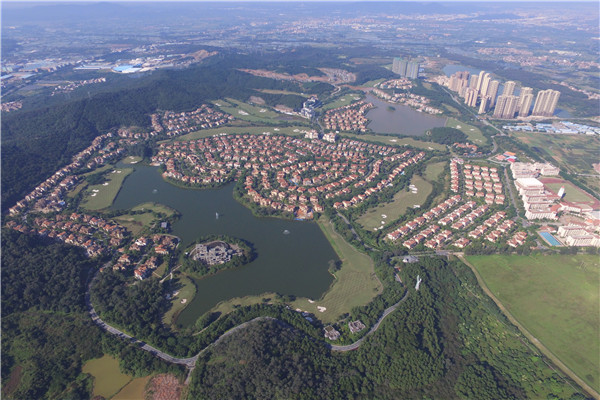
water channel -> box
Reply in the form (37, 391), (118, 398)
(111, 164), (338, 326)
(364, 93), (447, 136)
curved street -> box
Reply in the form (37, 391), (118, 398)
(330, 289), (409, 351)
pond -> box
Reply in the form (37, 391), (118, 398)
(365, 93), (447, 136)
(111, 164), (338, 326)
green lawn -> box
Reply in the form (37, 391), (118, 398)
(82, 355), (132, 399)
(424, 161), (446, 182)
(446, 117), (488, 145)
(164, 275), (197, 327)
(356, 175), (433, 231)
(340, 132), (447, 151)
(466, 254), (600, 392)
(291, 217), (383, 323)
(176, 125), (310, 141)
(81, 168), (133, 211)
(131, 202), (177, 216)
(361, 78), (386, 88)
(112, 375), (151, 400)
(113, 212), (155, 235)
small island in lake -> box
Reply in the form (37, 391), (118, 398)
(183, 235), (255, 277)
(190, 241), (242, 265)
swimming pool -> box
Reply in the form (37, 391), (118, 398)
(539, 231), (562, 246)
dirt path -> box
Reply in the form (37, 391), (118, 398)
(458, 255), (599, 399)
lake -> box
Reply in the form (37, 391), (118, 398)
(111, 164), (338, 326)
(365, 93), (447, 136)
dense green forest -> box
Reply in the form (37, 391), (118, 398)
(427, 127), (468, 145)
(187, 257), (588, 399)
(1, 230), (183, 399)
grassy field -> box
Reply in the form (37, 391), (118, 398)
(82, 355), (132, 399)
(321, 92), (363, 111)
(255, 89), (308, 96)
(446, 117), (487, 145)
(216, 98), (300, 124)
(340, 132), (447, 151)
(81, 168), (132, 211)
(112, 375), (152, 400)
(424, 161), (446, 182)
(290, 216), (382, 323)
(131, 202), (177, 216)
(177, 125), (310, 141)
(164, 275), (197, 327)
(122, 155), (143, 164)
(466, 254), (600, 392)
(356, 175), (433, 231)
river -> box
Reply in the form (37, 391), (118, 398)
(111, 164), (338, 326)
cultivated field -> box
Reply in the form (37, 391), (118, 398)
(290, 216), (382, 323)
(81, 168), (132, 211)
(446, 117), (487, 145)
(112, 375), (152, 400)
(466, 254), (600, 392)
(357, 175), (433, 231)
(82, 355), (132, 399)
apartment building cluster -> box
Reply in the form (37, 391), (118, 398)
(322, 101), (374, 133)
(392, 58), (420, 79)
(371, 88), (442, 115)
(442, 70), (560, 118)
(6, 213), (128, 258)
(8, 133), (119, 216)
(152, 133), (419, 219)
(510, 162), (561, 220)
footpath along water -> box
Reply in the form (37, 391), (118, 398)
(111, 164), (338, 325)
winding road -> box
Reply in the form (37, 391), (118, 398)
(87, 267), (410, 372)
(330, 289), (409, 351)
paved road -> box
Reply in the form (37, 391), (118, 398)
(458, 255), (599, 400)
(330, 290), (409, 351)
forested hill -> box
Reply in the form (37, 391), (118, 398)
(0, 61), (301, 212)
(188, 258), (587, 399)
